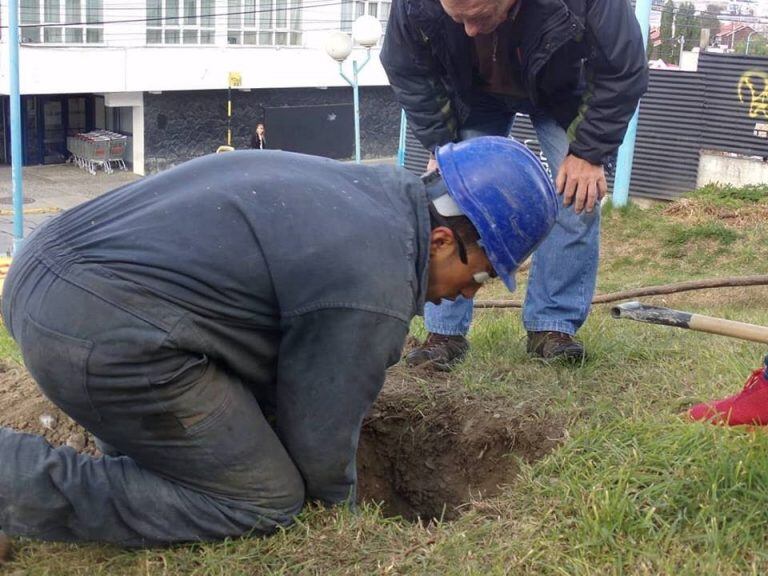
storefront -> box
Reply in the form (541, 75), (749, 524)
(0, 94), (95, 165)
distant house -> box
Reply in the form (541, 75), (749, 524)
(714, 23), (758, 48)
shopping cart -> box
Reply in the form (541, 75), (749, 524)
(67, 130), (128, 175)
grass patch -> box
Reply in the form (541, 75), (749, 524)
(0, 321), (22, 365)
(689, 182), (768, 206)
(665, 222), (740, 248)
(506, 420), (768, 574)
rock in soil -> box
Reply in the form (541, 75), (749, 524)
(0, 361), (99, 455)
(66, 432), (87, 451)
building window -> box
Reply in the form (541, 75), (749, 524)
(227, 0), (302, 46)
(341, 0), (389, 33)
(146, 0), (215, 44)
(20, 0), (103, 43)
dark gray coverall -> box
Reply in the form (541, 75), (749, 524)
(0, 150), (430, 546)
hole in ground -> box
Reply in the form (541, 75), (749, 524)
(357, 381), (565, 521)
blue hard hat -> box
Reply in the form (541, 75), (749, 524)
(435, 136), (558, 291)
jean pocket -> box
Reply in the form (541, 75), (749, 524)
(21, 312), (100, 422)
(146, 354), (231, 436)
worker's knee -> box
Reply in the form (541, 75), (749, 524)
(225, 473), (305, 533)
(266, 471), (306, 521)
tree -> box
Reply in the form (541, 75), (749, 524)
(700, 3), (721, 40)
(736, 34), (768, 56)
(675, 2), (701, 53)
(658, 0), (676, 63)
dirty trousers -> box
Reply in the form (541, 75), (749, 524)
(0, 246), (305, 546)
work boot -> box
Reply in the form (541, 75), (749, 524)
(0, 530), (12, 566)
(405, 333), (469, 371)
(689, 358), (768, 426)
(527, 331), (585, 361)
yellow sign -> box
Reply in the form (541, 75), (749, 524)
(737, 70), (768, 119)
(228, 72), (242, 88)
(0, 256), (11, 292)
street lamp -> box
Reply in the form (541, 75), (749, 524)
(324, 15), (383, 163)
(745, 30), (758, 55)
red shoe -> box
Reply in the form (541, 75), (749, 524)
(689, 361), (768, 426)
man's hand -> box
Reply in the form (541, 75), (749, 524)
(555, 154), (608, 214)
(426, 153), (438, 172)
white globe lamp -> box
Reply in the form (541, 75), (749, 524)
(325, 31), (353, 62)
(352, 15), (382, 48)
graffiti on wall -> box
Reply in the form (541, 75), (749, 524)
(738, 70), (768, 119)
(738, 71), (768, 139)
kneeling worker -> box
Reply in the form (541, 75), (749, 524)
(0, 136), (556, 547)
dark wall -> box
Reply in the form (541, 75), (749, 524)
(700, 53), (768, 160)
(144, 86), (400, 172)
(265, 103), (354, 157)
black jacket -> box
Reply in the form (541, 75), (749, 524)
(250, 134), (266, 149)
(380, 0), (649, 166)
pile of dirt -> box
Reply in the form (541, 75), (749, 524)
(0, 360), (94, 453)
(357, 372), (565, 521)
(0, 361), (566, 522)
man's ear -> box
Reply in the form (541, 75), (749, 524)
(429, 226), (457, 259)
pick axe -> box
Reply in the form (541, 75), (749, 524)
(611, 301), (768, 344)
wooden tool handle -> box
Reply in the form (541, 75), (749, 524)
(611, 301), (768, 344)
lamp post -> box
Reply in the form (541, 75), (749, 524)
(325, 15), (382, 163)
(745, 30), (757, 55)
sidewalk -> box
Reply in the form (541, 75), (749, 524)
(0, 164), (140, 257)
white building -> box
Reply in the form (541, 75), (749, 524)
(0, 0), (394, 173)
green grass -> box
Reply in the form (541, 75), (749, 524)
(665, 222), (740, 248)
(5, 189), (768, 575)
(0, 323), (22, 365)
(689, 182), (768, 206)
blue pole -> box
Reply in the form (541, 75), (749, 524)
(352, 59), (361, 163)
(338, 50), (371, 164)
(9, 0), (24, 253)
(612, 0), (651, 207)
(397, 109), (407, 167)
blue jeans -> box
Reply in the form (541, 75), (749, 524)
(425, 94), (600, 336)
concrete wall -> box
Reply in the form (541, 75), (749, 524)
(143, 85), (400, 172)
(697, 150), (768, 188)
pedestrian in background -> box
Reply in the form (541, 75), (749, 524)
(251, 123), (266, 149)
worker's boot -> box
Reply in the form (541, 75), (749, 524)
(0, 530), (12, 566)
(527, 331), (585, 361)
(689, 357), (768, 426)
(405, 333), (469, 371)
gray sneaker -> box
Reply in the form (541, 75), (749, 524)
(527, 331), (585, 361)
(405, 333), (469, 371)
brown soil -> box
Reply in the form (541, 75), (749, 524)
(0, 361), (95, 454)
(0, 361), (565, 522)
(358, 373), (564, 520)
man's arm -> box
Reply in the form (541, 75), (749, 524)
(558, 0), (649, 213)
(380, 0), (458, 153)
(275, 308), (408, 505)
